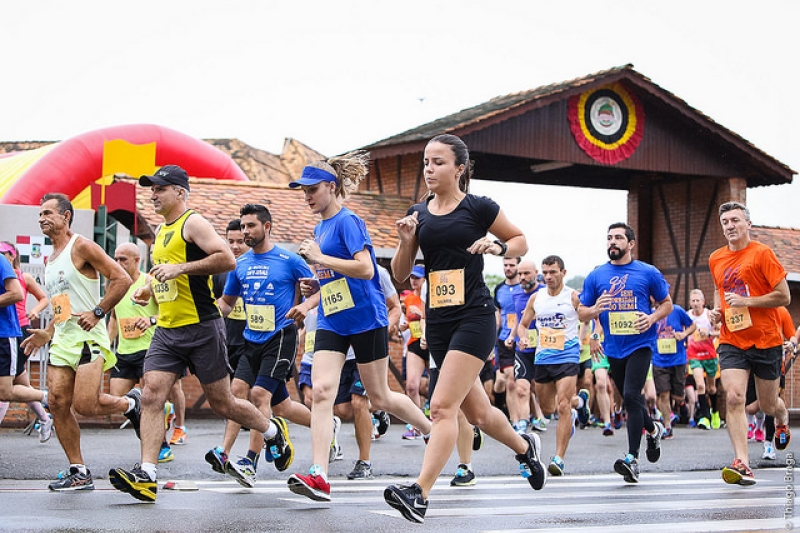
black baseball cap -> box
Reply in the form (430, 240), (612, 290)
(139, 165), (190, 191)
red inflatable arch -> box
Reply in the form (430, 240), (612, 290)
(1, 124), (248, 205)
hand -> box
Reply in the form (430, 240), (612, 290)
(504, 336), (515, 348)
(395, 211), (419, 243)
(634, 312), (652, 333)
(519, 336), (530, 350)
(590, 339), (604, 360)
(709, 307), (722, 324)
(419, 335), (427, 349)
(298, 240), (322, 264)
(724, 292), (748, 308)
(150, 263), (183, 283)
(594, 291), (612, 315)
(21, 328), (51, 356)
(76, 311), (101, 332)
(132, 285), (153, 306)
(467, 237), (502, 256)
(299, 277), (320, 297)
(698, 327), (709, 339)
(285, 305), (308, 328)
(27, 310), (40, 322)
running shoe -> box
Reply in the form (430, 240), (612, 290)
(576, 389), (591, 426)
(472, 426), (484, 451)
(688, 419), (697, 428)
(227, 456), (257, 488)
(205, 446), (229, 474)
(48, 466), (94, 491)
(602, 423), (614, 436)
(38, 415), (53, 443)
(163, 402), (174, 430)
(109, 464), (157, 502)
(662, 426), (674, 440)
(516, 433), (547, 490)
(384, 482), (427, 524)
(123, 387), (142, 439)
(570, 409), (578, 437)
(402, 424), (421, 440)
(613, 409), (624, 430)
(288, 469), (331, 501)
(669, 412), (680, 426)
(329, 415), (342, 463)
(530, 418), (547, 432)
(614, 454), (639, 483)
(697, 417), (711, 430)
(754, 428), (765, 443)
(264, 416), (294, 471)
(710, 410), (721, 430)
(762, 440), (777, 460)
(374, 410), (390, 437)
(158, 443), (174, 463)
(645, 421), (664, 463)
(747, 422), (756, 441)
(548, 455), (565, 477)
(775, 424), (792, 450)
(515, 419), (529, 435)
(169, 427), (187, 445)
(721, 458), (756, 486)
(450, 463), (476, 486)
(347, 460), (373, 480)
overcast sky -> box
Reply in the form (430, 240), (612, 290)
(2, 1), (797, 276)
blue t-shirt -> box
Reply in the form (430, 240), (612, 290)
(512, 285), (541, 354)
(580, 260), (670, 359)
(313, 207), (388, 335)
(223, 245), (313, 344)
(494, 282), (520, 341)
(0, 260), (21, 338)
(653, 304), (694, 367)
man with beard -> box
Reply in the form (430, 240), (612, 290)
(492, 257), (520, 421)
(578, 222), (672, 483)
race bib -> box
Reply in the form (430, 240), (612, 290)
(321, 278), (355, 316)
(526, 328), (539, 347)
(229, 298), (246, 321)
(657, 338), (677, 354)
(119, 316), (143, 339)
(608, 311), (638, 335)
(428, 269), (465, 309)
(247, 304), (276, 332)
(506, 313), (518, 330)
(51, 293), (71, 325)
(152, 279), (178, 303)
(725, 306), (752, 332)
(539, 327), (565, 350)
(305, 330), (316, 354)
(409, 320), (423, 339)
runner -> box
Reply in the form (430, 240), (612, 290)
(108, 165), (292, 502)
(493, 257), (520, 422)
(686, 289), (721, 430)
(518, 255), (588, 475)
(0, 242), (52, 442)
(286, 153), (432, 502)
(22, 193), (137, 491)
(385, 134), (544, 524)
(709, 201), (791, 485)
(578, 222), (671, 483)
(400, 263), (428, 439)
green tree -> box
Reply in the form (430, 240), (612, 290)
(484, 273), (504, 289)
(566, 275), (585, 290)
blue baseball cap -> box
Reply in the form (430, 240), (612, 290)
(411, 265), (425, 278)
(289, 165), (337, 189)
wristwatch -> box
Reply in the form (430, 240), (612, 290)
(93, 306), (106, 319)
(493, 239), (508, 256)
(590, 333), (600, 341)
(150, 316), (158, 326)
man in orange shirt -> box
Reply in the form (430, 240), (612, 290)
(708, 201), (791, 486)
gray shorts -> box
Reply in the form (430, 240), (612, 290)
(718, 344), (782, 381)
(145, 318), (231, 384)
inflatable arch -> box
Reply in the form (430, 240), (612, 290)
(0, 124), (248, 207)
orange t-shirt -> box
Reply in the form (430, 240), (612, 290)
(404, 293), (425, 345)
(777, 306), (795, 340)
(708, 241), (787, 350)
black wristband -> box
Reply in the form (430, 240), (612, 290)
(493, 239), (507, 256)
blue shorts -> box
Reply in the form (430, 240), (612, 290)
(334, 359), (367, 405)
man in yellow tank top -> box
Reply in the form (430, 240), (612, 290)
(22, 193), (136, 492)
(108, 165), (293, 503)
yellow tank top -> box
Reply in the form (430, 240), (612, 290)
(151, 210), (220, 328)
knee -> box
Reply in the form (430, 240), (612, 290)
(311, 381), (336, 406)
(429, 400), (458, 423)
(622, 391), (642, 408)
(250, 388), (270, 408)
(557, 397), (571, 416)
(725, 389), (745, 408)
(405, 381), (420, 398)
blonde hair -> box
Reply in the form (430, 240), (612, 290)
(313, 151), (369, 199)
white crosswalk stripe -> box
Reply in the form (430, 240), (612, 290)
(194, 470), (794, 531)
